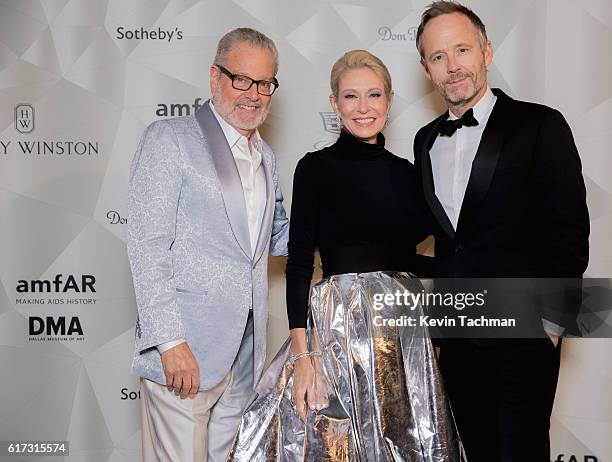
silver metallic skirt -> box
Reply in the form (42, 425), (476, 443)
(228, 271), (466, 461)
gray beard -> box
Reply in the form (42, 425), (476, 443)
(443, 66), (488, 108)
(212, 86), (269, 131)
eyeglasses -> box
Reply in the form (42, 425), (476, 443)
(215, 64), (279, 96)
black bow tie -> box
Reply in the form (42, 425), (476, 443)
(438, 108), (479, 137)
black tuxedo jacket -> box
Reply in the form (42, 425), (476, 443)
(414, 88), (589, 333)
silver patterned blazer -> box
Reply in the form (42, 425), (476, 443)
(127, 100), (289, 390)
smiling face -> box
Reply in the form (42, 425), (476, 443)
(419, 12), (492, 116)
(210, 41), (276, 136)
(330, 67), (393, 144)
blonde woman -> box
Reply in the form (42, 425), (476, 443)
(229, 50), (464, 461)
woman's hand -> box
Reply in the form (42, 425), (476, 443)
(289, 328), (328, 421)
(292, 355), (329, 422)
(292, 355), (316, 422)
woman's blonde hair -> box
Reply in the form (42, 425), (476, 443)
(330, 50), (392, 99)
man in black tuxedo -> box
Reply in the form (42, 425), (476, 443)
(413, 2), (589, 461)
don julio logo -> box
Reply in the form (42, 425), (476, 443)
(15, 104), (34, 133)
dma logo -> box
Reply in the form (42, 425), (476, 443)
(29, 316), (83, 336)
(28, 316), (85, 342)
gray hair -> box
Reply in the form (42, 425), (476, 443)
(416, 1), (488, 61)
(214, 27), (279, 75)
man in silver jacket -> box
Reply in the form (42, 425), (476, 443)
(127, 28), (289, 461)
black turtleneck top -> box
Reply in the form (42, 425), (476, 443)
(285, 129), (430, 329)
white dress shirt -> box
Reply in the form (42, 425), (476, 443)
(430, 86), (496, 230)
(158, 102), (267, 354)
(209, 102), (267, 255)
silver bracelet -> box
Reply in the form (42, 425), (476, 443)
(290, 351), (311, 363)
(290, 350), (323, 364)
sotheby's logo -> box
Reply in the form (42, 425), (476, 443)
(116, 26), (183, 43)
(121, 387), (141, 400)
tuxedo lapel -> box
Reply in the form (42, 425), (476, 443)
(419, 114), (456, 239)
(195, 101), (252, 259)
(253, 147), (274, 264)
(456, 89), (510, 234)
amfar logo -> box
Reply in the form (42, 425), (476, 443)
(156, 98), (204, 117)
(378, 26), (418, 41)
(15, 104), (34, 134)
(552, 456), (598, 462)
(15, 274), (98, 306)
(16, 274), (96, 293)
(107, 210), (127, 225)
(29, 316), (84, 342)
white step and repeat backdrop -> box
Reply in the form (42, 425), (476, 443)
(0, 0), (610, 460)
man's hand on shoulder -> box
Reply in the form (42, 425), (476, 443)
(161, 342), (200, 399)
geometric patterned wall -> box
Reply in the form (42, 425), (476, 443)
(0, 1), (610, 460)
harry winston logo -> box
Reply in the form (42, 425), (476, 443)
(15, 104), (34, 134)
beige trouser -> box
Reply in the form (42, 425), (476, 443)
(140, 313), (254, 462)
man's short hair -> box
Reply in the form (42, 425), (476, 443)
(214, 27), (279, 75)
(416, 1), (488, 61)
